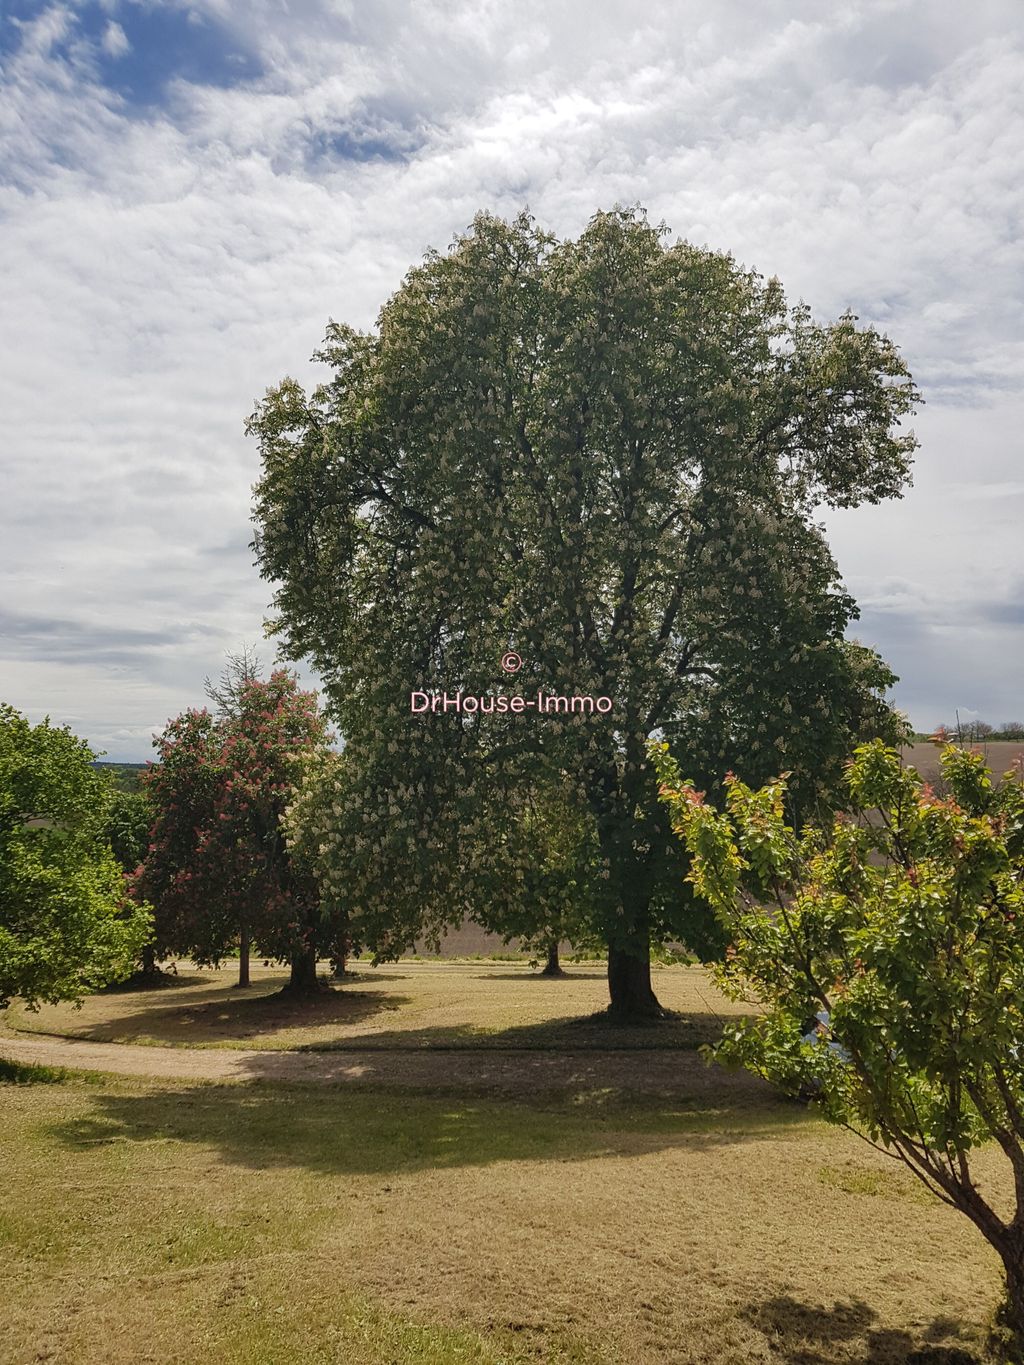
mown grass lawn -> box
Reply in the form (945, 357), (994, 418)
(3, 961), (750, 1052)
(1, 1057), (1002, 1364)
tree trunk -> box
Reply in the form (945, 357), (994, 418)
(237, 924), (250, 988)
(540, 942), (566, 977)
(607, 939), (666, 1021)
(592, 757), (667, 1021)
(141, 942), (157, 977)
(286, 942), (320, 993)
(995, 1244), (1024, 1363)
(331, 934), (351, 979)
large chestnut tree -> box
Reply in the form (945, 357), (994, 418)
(249, 208), (916, 1018)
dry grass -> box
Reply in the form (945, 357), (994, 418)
(1, 1064), (1001, 1365)
(1, 965), (1006, 1363)
(4, 961), (750, 1052)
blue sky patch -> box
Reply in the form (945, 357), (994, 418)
(1, 1), (263, 108)
(307, 126), (422, 166)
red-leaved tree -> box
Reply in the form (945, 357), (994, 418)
(137, 668), (334, 991)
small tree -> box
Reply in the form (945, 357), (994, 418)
(956, 718), (995, 743)
(938, 716), (996, 744)
(283, 749), (360, 977)
(0, 705), (151, 1008)
(654, 738), (1024, 1360)
(139, 669), (334, 991)
(135, 708), (228, 974)
(474, 777), (603, 975)
(204, 644), (263, 718)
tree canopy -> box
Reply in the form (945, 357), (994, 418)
(655, 739), (1024, 1359)
(250, 206), (917, 1017)
(137, 668), (334, 990)
(0, 704), (151, 1008)
(468, 775), (603, 973)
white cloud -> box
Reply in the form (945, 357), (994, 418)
(100, 20), (129, 57)
(1, 0), (1022, 755)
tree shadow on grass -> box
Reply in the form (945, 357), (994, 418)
(101, 967), (409, 995)
(296, 1012), (727, 1052)
(744, 1295), (979, 1365)
(46, 1078), (809, 1178)
(99, 970), (211, 993)
(61, 987), (410, 1046)
(240, 1033), (780, 1111)
(18, 985), (736, 1054)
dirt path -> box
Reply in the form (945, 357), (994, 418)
(0, 1029), (770, 1101)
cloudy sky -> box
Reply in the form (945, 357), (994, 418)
(1, 0), (1022, 760)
